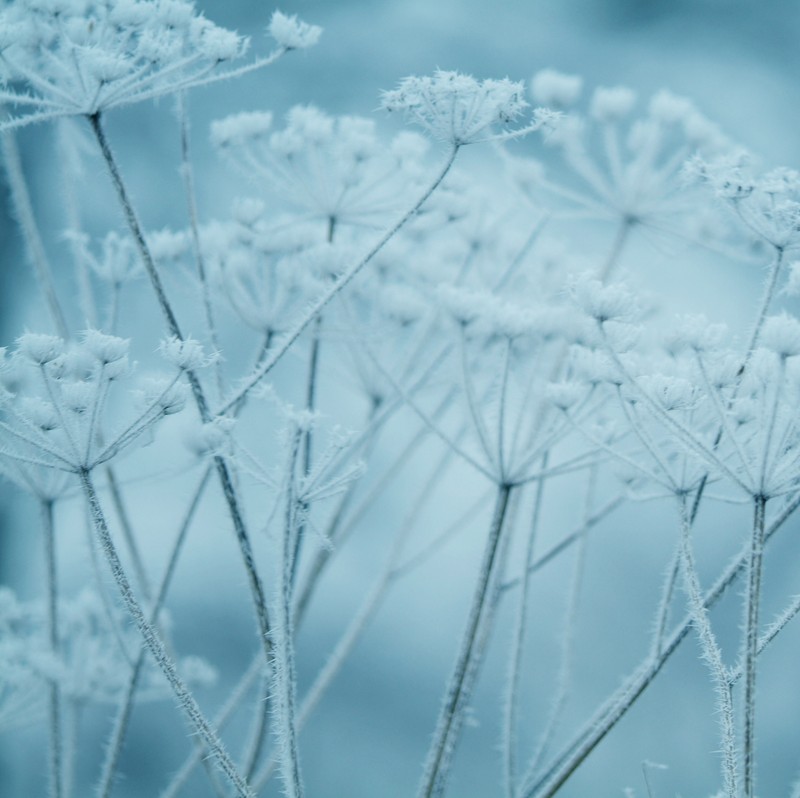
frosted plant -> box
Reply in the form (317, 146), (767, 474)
(3, 588), (215, 707)
(687, 158), (800, 253)
(0, 330), (184, 475)
(381, 69), (555, 147)
(508, 76), (732, 278)
(567, 295), (800, 798)
(0, 1), (319, 130)
(212, 105), (430, 234)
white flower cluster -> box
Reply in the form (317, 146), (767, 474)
(381, 69), (552, 146)
(212, 104), (430, 230)
(512, 71), (732, 244)
(0, 330), (185, 476)
(687, 157), (800, 251)
(0, 0), (319, 128)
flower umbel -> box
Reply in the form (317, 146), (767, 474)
(0, 1), (318, 129)
(381, 70), (553, 146)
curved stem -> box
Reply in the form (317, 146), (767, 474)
(677, 495), (738, 798)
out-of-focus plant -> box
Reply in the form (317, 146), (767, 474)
(1, 7), (800, 798)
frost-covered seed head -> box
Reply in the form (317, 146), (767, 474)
(530, 69), (583, 108)
(268, 10), (322, 50)
(671, 314), (728, 353)
(589, 86), (636, 122)
(570, 275), (638, 324)
(17, 334), (64, 365)
(159, 336), (208, 371)
(82, 330), (129, 365)
(210, 111), (273, 148)
(761, 313), (800, 358)
(381, 70), (540, 146)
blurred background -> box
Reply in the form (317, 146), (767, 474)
(2, 1), (800, 796)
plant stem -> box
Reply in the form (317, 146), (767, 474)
(418, 482), (513, 798)
(41, 498), (63, 798)
(743, 494), (767, 798)
(177, 93), (223, 399)
(95, 466), (212, 798)
(78, 468), (255, 798)
(524, 490), (800, 798)
(504, 458), (548, 797)
(677, 495), (738, 798)
(88, 111), (273, 664)
(1, 129), (69, 338)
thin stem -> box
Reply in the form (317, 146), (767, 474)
(41, 499), (63, 798)
(88, 111), (273, 665)
(159, 655), (264, 798)
(676, 494), (738, 798)
(177, 93), (223, 399)
(104, 465), (151, 602)
(742, 246), (785, 375)
(290, 310), (323, 589)
(504, 457), (548, 798)
(274, 430), (305, 798)
(600, 216), (633, 283)
(418, 483), (513, 798)
(78, 468), (255, 798)
(742, 494), (768, 798)
(521, 465), (594, 788)
(95, 467), (212, 798)
(1, 128), (69, 338)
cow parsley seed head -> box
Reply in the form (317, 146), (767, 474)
(671, 314), (728, 353)
(760, 313), (800, 358)
(210, 111), (273, 148)
(589, 86), (637, 122)
(0, 0), (307, 128)
(570, 275), (638, 323)
(381, 70), (549, 146)
(268, 10), (322, 50)
(214, 105), (424, 229)
(690, 157), (800, 249)
(158, 336), (210, 371)
(530, 69), (583, 109)
(81, 330), (129, 365)
(1, 331), (184, 474)
(16, 333), (64, 365)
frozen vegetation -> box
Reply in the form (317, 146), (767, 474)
(0, 1), (799, 796)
